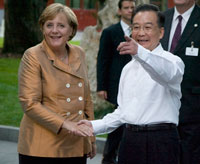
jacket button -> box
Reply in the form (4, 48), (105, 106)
(78, 96), (83, 101)
(66, 98), (71, 102)
(66, 83), (70, 88)
(79, 110), (83, 115)
(66, 112), (71, 116)
(78, 82), (83, 87)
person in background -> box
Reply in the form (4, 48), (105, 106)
(18, 3), (95, 164)
(96, 0), (135, 163)
(160, 0), (200, 163)
(79, 4), (185, 164)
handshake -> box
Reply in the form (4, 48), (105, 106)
(62, 120), (94, 137)
(62, 120), (97, 159)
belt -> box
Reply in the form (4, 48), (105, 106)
(125, 123), (176, 132)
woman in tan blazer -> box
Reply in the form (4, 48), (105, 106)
(18, 3), (96, 164)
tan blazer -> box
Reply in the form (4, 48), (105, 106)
(18, 40), (95, 157)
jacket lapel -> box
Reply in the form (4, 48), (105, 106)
(42, 40), (83, 78)
(116, 22), (126, 41)
(174, 5), (200, 53)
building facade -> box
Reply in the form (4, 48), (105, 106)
(0, 0), (176, 31)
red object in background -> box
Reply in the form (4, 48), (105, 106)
(0, 0), (3, 9)
(47, 0), (54, 6)
(73, 9), (97, 30)
(168, 0), (175, 8)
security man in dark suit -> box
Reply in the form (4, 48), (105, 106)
(160, 0), (200, 163)
(96, 0), (135, 163)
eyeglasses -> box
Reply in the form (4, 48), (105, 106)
(131, 24), (158, 33)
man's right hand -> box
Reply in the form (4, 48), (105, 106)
(97, 91), (107, 100)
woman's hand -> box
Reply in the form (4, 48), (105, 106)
(87, 142), (97, 159)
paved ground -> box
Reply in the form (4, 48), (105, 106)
(0, 140), (102, 164)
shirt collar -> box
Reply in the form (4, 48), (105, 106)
(120, 20), (130, 33)
(151, 43), (163, 54)
(174, 4), (195, 22)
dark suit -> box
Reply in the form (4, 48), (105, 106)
(161, 4), (200, 164)
(97, 22), (131, 163)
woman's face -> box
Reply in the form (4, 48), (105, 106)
(43, 13), (72, 51)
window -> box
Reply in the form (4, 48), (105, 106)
(84, 0), (96, 9)
(70, 0), (80, 9)
(55, 0), (66, 5)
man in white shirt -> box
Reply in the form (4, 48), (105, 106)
(80, 4), (184, 164)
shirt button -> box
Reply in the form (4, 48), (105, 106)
(66, 83), (70, 88)
(66, 98), (71, 102)
(78, 82), (83, 87)
(79, 110), (83, 115)
(66, 112), (71, 116)
(78, 96), (83, 101)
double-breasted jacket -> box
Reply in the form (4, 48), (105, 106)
(18, 40), (95, 157)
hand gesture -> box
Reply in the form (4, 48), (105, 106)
(97, 90), (107, 100)
(117, 36), (138, 55)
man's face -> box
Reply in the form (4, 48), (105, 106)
(173, 0), (195, 7)
(118, 1), (135, 23)
(131, 11), (164, 51)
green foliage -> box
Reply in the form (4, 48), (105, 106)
(0, 58), (23, 127)
(97, 134), (107, 138)
(94, 106), (114, 120)
(0, 37), (4, 48)
(69, 40), (80, 46)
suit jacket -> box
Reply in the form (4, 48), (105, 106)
(18, 40), (95, 157)
(161, 4), (200, 123)
(97, 22), (131, 105)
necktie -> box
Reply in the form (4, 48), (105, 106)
(170, 15), (182, 53)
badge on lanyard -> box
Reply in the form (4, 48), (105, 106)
(186, 41), (199, 56)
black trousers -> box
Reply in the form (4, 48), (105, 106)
(102, 124), (124, 164)
(178, 122), (200, 164)
(19, 154), (87, 164)
(118, 126), (180, 164)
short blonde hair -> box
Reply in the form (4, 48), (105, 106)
(39, 3), (78, 41)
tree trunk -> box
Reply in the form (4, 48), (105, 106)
(2, 0), (47, 55)
(198, 0), (200, 6)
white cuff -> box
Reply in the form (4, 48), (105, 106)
(91, 119), (107, 135)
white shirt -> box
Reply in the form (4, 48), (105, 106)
(120, 20), (131, 37)
(168, 5), (195, 51)
(92, 44), (185, 135)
